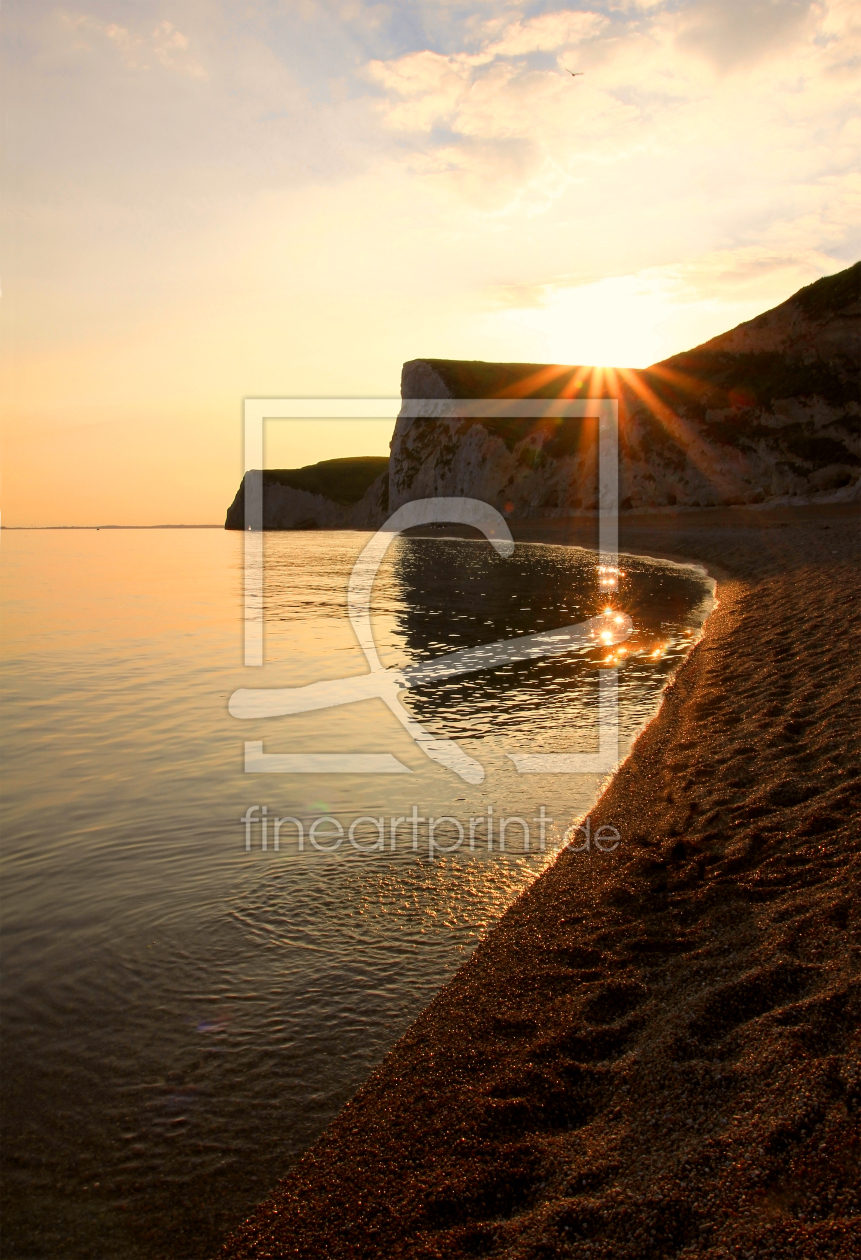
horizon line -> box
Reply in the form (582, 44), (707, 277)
(1, 524), (224, 531)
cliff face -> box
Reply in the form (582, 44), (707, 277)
(390, 262), (860, 515)
(224, 457), (389, 530)
(225, 265), (859, 528)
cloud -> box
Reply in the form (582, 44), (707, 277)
(484, 10), (606, 57)
(60, 12), (208, 78)
(151, 20), (207, 78)
(675, 0), (816, 71)
(363, 1), (860, 223)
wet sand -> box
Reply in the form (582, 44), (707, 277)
(219, 502), (860, 1260)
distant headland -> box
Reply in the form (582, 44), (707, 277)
(224, 456), (389, 530)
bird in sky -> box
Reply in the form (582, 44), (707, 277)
(566, 69), (584, 77)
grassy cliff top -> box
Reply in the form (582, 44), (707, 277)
(794, 259), (860, 319)
(260, 456), (389, 504)
(403, 360), (599, 399)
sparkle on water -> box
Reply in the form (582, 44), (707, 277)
(0, 527), (713, 1259)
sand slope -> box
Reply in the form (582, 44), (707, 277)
(219, 503), (860, 1260)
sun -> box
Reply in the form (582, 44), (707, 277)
(494, 273), (688, 369)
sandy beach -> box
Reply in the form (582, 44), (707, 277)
(219, 501), (860, 1260)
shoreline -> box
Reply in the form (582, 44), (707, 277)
(219, 501), (860, 1260)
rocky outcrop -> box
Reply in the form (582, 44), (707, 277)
(390, 262), (860, 515)
(224, 457), (389, 530)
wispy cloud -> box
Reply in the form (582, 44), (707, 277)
(60, 12), (208, 78)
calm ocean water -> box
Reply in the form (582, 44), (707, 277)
(0, 528), (713, 1258)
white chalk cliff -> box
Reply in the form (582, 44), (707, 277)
(225, 457), (389, 530)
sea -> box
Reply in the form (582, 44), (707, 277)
(0, 526), (713, 1258)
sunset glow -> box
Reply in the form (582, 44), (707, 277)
(2, 1), (858, 525)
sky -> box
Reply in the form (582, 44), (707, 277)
(1, 0), (859, 525)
